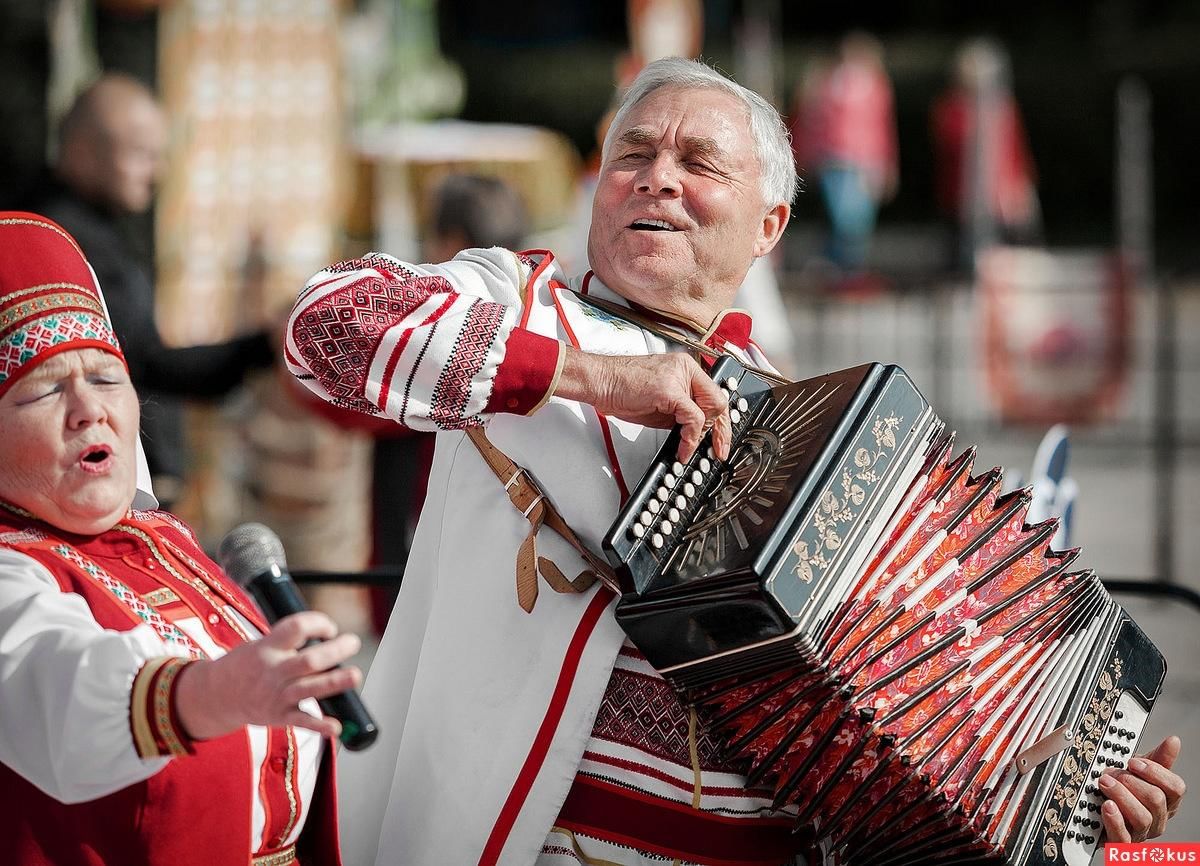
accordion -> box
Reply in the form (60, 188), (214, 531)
(602, 357), (1166, 866)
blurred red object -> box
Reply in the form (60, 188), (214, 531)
(981, 246), (1131, 425)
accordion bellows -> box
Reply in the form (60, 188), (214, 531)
(603, 359), (1165, 866)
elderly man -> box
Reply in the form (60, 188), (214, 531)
(0, 212), (365, 865)
(287, 59), (1184, 865)
(28, 74), (275, 506)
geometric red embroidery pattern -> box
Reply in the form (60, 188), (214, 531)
(428, 299), (506, 428)
(589, 649), (733, 772)
(292, 271), (458, 416)
(47, 543), (204, 659)
(0, 309), (120, 387)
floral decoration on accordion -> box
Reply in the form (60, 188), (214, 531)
(1040, 657), (1123, 861)
(791, 413), (903, 585)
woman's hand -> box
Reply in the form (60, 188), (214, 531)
(174, 611), (362, 741)
(1100, 735), (1187, 842)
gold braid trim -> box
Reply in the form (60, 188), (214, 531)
(0, 217), (85, 256)
(152, 657), (193, 757)
(113, 524), (253, 641)
(130, 656), (194, 758)
(273, 729), (300, 848)
(142, 587), (179, 607)
(130, 657), (171, 758)
(251, 844), (297, 866)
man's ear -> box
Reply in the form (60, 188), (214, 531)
(752, 202), (790, 258)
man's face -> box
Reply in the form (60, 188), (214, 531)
(101, 96), (166, 214)
(587, 85), (788, 322)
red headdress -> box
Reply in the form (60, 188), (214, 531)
(0, 212), (125, 396)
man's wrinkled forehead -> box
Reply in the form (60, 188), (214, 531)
(616, 126), (725, 161)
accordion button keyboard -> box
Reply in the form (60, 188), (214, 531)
(1063, 691), (1150, 866)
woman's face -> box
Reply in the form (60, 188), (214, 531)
(0, 348), (139, 534)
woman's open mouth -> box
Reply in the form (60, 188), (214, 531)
(79, 445), (113, 474)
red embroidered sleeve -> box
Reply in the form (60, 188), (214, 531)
(286, 252), (561, 430)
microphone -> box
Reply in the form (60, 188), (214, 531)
(218, 523), (379, 751)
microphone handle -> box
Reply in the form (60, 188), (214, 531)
(248, 570), (380, 751)
(315, 688), (379, 752)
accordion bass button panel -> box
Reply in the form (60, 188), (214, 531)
(606, 354), (777, 597)
(1061, 691), (1149, 866)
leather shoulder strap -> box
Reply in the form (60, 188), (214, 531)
(466, 427), (620, 612)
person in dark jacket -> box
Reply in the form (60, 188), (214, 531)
(28, 74), (274, 507)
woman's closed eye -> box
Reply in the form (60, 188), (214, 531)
(13, 384), (63, 405)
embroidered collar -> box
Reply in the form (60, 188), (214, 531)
(574, 271), (755, 353)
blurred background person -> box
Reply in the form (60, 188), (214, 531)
(931, 37), (1040, 274)
(0, 211), (360, 866)
(790, 31), (898, 288)
(25, 74), (276, 509)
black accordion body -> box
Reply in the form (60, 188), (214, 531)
(602, 357), (1166, 866)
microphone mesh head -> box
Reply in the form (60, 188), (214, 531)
(217, 523), (287, 588)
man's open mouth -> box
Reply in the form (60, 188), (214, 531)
(630, 219), (678, 232)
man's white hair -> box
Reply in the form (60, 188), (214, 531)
(602, 57), (798, 208)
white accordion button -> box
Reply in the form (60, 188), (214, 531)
(651, 533), (664, 549)
(647, 499), (661, 514)
(660, 520), (673, 535)
(668, 507), (681, 522)
(684, 482), (696, 497)
(691, 470), (704, 485)
(631, 523), (645, 538)
(730, 409), (742, 424)
(699, 457), (711, 472)
(724, 376), (739, 390)
(663, 473), (677, 486)
(639, 511), (654, 526)
(671, 461), (684, 475)
(656, 487), (670, 501)
(675, 495), (688, 509)
(737, 397), (748, 412)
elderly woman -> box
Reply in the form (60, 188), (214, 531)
(0, 212), (360, 865)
